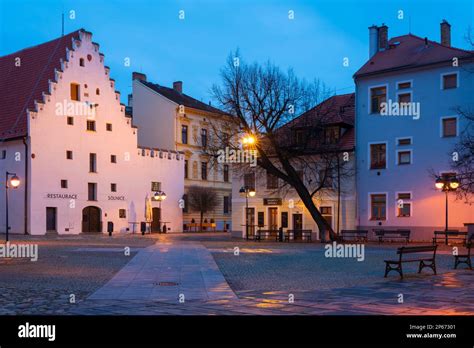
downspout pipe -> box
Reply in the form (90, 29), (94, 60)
(22, 136), (29, 235)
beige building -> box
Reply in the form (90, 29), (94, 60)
(231, 94), (357, 240)
(130, 73), (235, 231)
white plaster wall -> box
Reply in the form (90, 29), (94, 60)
(28, 31), (183, 235)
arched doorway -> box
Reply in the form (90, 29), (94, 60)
(82, 206), (102, 232)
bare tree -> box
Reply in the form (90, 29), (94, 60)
(450, 31), (474, 202)
(211, 51), (354, 241)
(187, 186), (220, 232)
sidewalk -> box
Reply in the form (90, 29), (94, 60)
(87, 241), (236, 302)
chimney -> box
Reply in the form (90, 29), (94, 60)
(173, 81), (183, 93)
(378, 24), (388, 51)
(369, 25), (379, 58)
(132, 72), (147, 82)
(128, 93), (133, 107)
(440, 19), (451, 47)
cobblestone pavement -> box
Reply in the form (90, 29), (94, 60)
(0, 233), (155, 315)
(1, 232), (473, 315)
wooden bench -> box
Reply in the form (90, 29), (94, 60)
(374, 229), (410, 243)
(285, 230), (312, 242)
(433, 230), (468, 245)
(454, 239), (472, 270)
(255, 229), (279, 242)
(384, 245), (437, 279)
(340, 230), (368, 242)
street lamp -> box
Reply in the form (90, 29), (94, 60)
(434, 175), (459, 244)
(5, 172), (20, 242)
(241, 134), (256, 146)
(239, 186), (256, 240)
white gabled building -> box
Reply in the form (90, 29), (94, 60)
(0, 29), (184, 235)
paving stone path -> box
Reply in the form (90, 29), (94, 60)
(71, 237), (474, 315)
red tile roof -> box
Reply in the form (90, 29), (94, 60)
(139, 80), (229, 116)
(0, 30), (82, 140)
(277, 93), (355, 152)
(355, 34), (474, 78)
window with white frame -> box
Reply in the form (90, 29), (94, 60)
(397, 150), (412, 165)
(441, 117), (457, 137)
(396, 192), (412, 217)
(370, 193), (387, 220)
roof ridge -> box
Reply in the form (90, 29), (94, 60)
(390, 33), (473, 54)
(0, 29), (83, 59)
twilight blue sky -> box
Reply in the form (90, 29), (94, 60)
(1, 0), (473, 104)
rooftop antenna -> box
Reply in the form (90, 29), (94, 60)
(409, 16), (412, 34)
(61, 10), (64, 36)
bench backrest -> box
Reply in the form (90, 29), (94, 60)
(397, 246), (437, 260)
(434, 230), (464, 235)
(341, 230), (368, 234)
(375, 229), (410, 236)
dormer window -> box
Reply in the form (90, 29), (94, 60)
(324, 126), (340, 144)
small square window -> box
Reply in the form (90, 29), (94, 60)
(442, 74), (457, 89)
(119, 209), (126, 218)
(106, 123), (112, 131)
(111, 155), (117, 163)
(397, 93), (411, 104)
(111, 183), (117, 192)
(66, 150), (73, 160)
(398, 82), (411, 89)
(397, 138), (411, 146)
(61, 180), (68, 189)
(397, 151), (411, 165)
(87, 120), (96, 131)
(442, 118), (457, 137)
(67, 116), (74, 125)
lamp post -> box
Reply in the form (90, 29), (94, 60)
(435, 175), (459, 245)
(154, 190), (167, 233)
(239, 186), (256, 240)
(5, 172), (21, 242)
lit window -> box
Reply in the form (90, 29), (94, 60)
(87, 120), (96, 131)
(397, 192), (412, 217)
(70, 83), (80, 101)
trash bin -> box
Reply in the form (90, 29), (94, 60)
(140, 222), (147, 235)
(107, 221), (113, 236)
